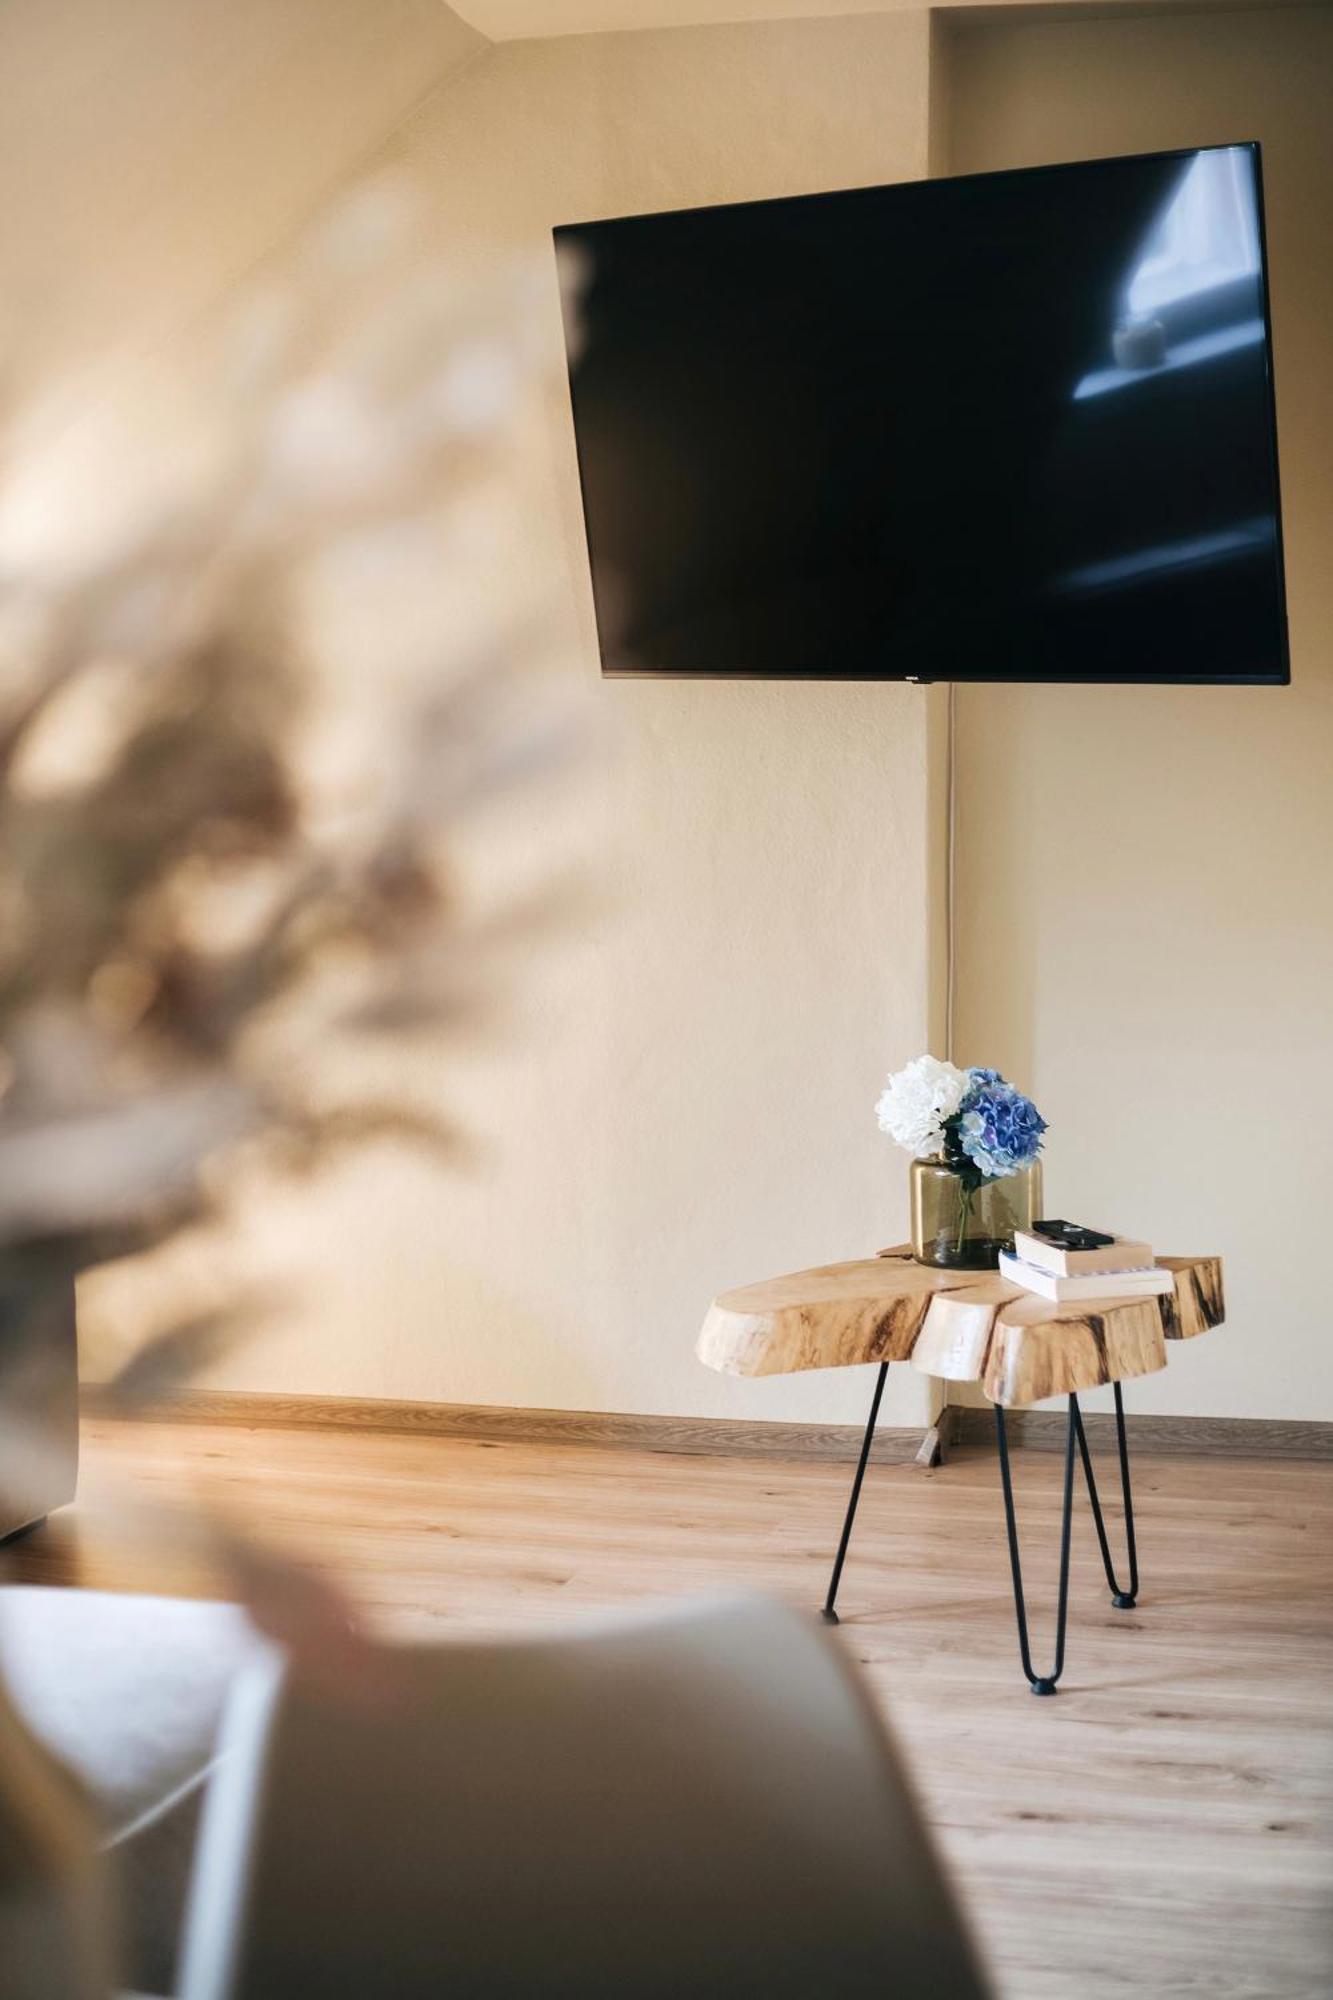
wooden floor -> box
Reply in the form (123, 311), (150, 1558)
(8, 1418), (1333, 1999)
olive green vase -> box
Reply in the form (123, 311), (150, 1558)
(910, 1158), (1043, 1270)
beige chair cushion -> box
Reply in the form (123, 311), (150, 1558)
(0, 1587), (270, 1997)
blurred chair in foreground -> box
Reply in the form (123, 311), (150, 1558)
(181, 1596), (989, 1999)
(3, 1588), (990, 1997)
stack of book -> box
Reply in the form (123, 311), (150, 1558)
(999, 1229), (1171, 1303)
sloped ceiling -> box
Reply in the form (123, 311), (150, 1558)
(452, 1), (925, 35)
(451, 0), (1297, 40)
(0, 0), (485, 415)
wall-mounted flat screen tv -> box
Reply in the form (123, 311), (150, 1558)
(555, 144), (1288, 684)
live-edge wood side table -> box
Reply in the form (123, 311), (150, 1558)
(697, 1247), (1224, 1695)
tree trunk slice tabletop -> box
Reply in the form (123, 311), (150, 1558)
(697, 1248), (1224, 1408)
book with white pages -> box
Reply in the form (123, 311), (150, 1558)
(998, 1252), (1174, 1304)
(1013, 1228), (1154, 1277)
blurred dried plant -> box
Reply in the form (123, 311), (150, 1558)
(0, 180), (589, 1412)
(0, 181), (599, 2000)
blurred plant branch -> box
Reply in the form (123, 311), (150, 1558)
(0, 179), (590, 1403)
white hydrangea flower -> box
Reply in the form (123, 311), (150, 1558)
(875, 1054), (969, 1159)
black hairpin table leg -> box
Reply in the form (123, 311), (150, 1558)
(995, 1396), (1077, 1695)
(820, 1361), (890, 1625)
(1072, 1380), (1139, 1609)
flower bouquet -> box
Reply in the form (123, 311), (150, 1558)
(875, 1056), (1047, 1269)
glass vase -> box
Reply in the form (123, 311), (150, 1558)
(910, 1158), (1042, 1270)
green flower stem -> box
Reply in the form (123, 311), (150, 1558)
(955, 1182), (974, 1256)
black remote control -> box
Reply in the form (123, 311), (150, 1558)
(1031, 1219), (1117, 1251)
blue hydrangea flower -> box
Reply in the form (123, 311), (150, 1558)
(954, 1071), (1047, 1180)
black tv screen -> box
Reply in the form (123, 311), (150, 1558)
(555, 145), (1287, 684)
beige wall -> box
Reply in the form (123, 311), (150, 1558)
(945, 5), (1333, 1419)
(23, 9), (945, 1428)
(20, 0), (1320, 1427)
(194, 13), (944, 1428)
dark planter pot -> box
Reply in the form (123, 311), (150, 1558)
(0, 1262), (79, 1540)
